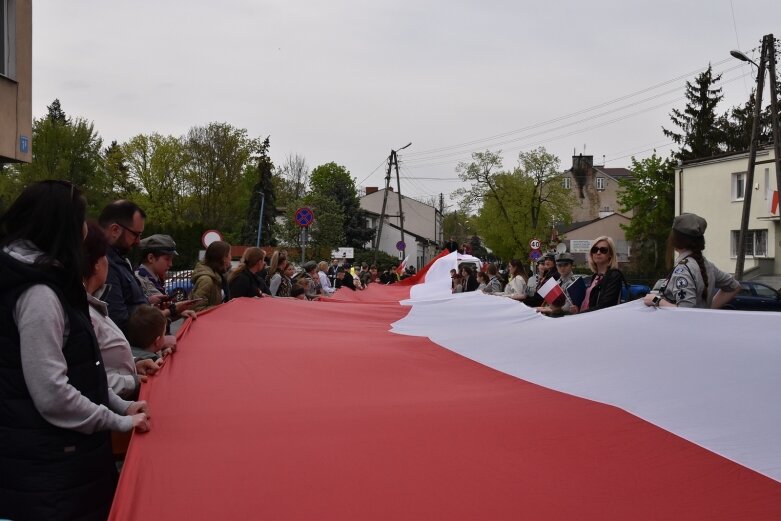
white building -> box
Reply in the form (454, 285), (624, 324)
(360, 188), (443, 269)
(676, 147), (779, 277)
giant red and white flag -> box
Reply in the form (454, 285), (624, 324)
(110, 252), (781, 520)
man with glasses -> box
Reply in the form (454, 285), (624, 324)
(99, 200), (155, 334)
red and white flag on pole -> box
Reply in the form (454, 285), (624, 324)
(395, 255), (410, 276)
(538, 276), (566, 307)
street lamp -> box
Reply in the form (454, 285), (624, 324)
(729, 36), (780, 279)
(730, 49), (758, 67)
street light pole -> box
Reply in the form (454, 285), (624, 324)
(255, 191), (265, 247)
(732, 35), (770, 279)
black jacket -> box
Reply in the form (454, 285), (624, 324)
(583, 268), (625, 311)
(104, 246), (148, 334)
(0, 251), (117, 521)
(228, 268), (270, 298)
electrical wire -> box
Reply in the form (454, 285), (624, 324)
(402, 69), (752, 170)
(403, 64), (745, 165)
(403, 58), (735, 159)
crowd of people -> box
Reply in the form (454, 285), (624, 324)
(0, 180), (741, 521)
(448, 221), (741, 317)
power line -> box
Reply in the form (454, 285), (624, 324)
(401, 70), (751, 170)
(403, 58), (735, 159)
(403, 64), (746, 166)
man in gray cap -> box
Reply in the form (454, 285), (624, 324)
(136, 234), (197, 321)
(644, 213), (740, 309)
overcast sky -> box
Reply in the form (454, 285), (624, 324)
(33, 0), (781, 208)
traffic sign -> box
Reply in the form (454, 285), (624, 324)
(294, 207), (315, 228)
(396, 241), (406, 251)
(529, 238), (541, 250)
(529, 250), (542, 261)
(201, 229), (224, 248)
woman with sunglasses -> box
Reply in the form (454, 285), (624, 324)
(0, 181), (150, 521)
(580, 236), (625, 312)
(643, 213), (740, 309)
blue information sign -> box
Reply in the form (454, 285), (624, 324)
(19, 136), (29, 154)
(529, 250), (542, 261)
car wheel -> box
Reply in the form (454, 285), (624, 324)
(171, 288), (187, 302)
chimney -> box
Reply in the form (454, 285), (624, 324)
(572, 153), (593, 174)
(365, 187), (378, 195)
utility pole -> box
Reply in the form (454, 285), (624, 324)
(439, 193), (444, 246)
(735, 34), (777, 279)
(372, 143), (412, 265)
(373, 155), (393, 265)
(766, 36), (781, 237)
(394, 149), (406, 261)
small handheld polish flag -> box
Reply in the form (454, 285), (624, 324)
(538, 277), (566, 307)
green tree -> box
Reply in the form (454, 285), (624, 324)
(662, 65), (724, 161)
(241, 137), (278, 246)
(104, 140), (139, 198)
(453, 150), (527, 255)
(309, 162), (374, 249)
(12, 99), (108, 213)
(281, 193), (345, 258)
(516, 147), (571, 230)
(474, 172), (535, 260)
(122, 133), (189, 226)
(184, 122), (260, 235)
(274, 152), (309, 208)
(617, 153), (676, 275)
(454, 148), (572, 260)
(442, 210), (477, 243)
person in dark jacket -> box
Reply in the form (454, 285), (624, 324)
(228, 247), (270, 298)
(99, 200), (157, 334)
(580, 236), (625, 312)
(335, 266), (357, 290)
(0, 181), (150, 521)
(460, 265), (479, 292)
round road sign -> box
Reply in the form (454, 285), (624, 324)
(529, 250), (542, 261)
(529, 238), (541, 250)
(294, 207), (315, 228)
(201, 229), (224, 248)
(396, 241), (406, 251)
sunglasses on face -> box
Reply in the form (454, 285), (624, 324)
(590, 246), (609, 255)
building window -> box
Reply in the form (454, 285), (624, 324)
(0, 0), (15, 79)
(595, 177), (605, 191)
(732, 172), (745, 201)
(562, 176), (571, 189)
(731, 229), (768, 257)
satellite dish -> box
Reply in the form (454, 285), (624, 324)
(555, 242), (567, 254)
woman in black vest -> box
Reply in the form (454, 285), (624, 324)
(0, 181), (150, 521)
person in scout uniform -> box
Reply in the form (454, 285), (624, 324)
(538, 252), (580, 315)
(644, 213), (740, 309)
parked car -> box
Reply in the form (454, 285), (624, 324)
(165, 270), (194, 302)
(650, 278), (781, 311)
(723, 281), (781, 311)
